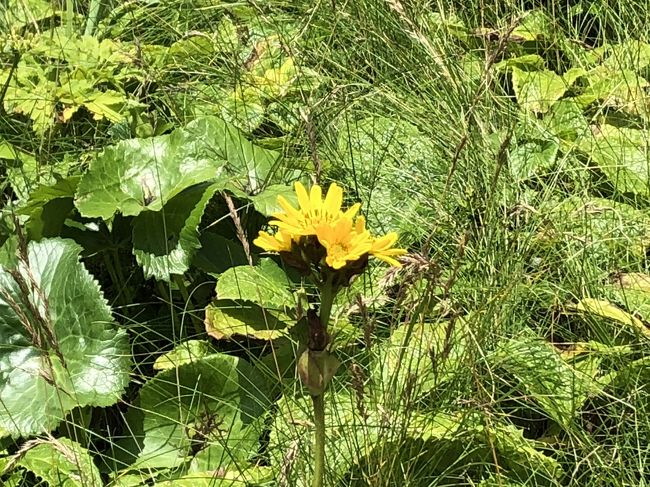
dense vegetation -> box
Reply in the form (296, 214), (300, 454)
(1, 0), (650, 485)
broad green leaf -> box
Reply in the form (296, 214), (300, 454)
(0, 139), (18, 160)
(132, 182), (223, 280)
(374, 318), (469, 401)
(0, 0), (56, 31)
(187, 117), (281, 192)
(494, 54), (545, 73)
(269, 390), (379, 486)
(490, 331), (601, 427)
(75, 117), (280, 219)
(74, 121), (225, 219)
(337, 115), (440, 239)
(271, 391), (560, 486)
(599, 40), (650, 71)
(205, 299), (292, 340)
(571, 298), (650, 339)
(607, 273), (650, 325)
(133, 353), (270, 469)
(578, 125), (650, 196)
(4, 80), (57, 135)
(511, 67), (568, 113)
(218, 87), (266, 134)
(0, 238), (130, 437)
(216, 258), (293, 310)
(153, 340), (214, 371)
(509, 139), (559, 181)
(13, 437), (101, 487)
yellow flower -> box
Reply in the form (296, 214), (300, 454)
(253, 229), (293, 252)
(369, 232), (407, 267)
(315, 217), (373, 270)
(270, 181), (360, 236)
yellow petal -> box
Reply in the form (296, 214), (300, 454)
(295, 181), (311, 211)
(309, 184), (323, 209)
(323, 183), (343, 215)
(343, 203), (361, 219)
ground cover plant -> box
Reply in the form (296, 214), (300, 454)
(1, 0), (650, 486)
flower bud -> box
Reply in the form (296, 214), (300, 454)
(297, 349), (340, 396)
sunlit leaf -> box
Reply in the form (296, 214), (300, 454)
(205, 299), (292, 340)
(216, 258), (294, 310)
(0, 238), (131, 437)
(10, 438), (101, 487)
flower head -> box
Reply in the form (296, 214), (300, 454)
(316, 217), (373, 270)
(254, 181), (406, 273)
(270, 182), (360, 236)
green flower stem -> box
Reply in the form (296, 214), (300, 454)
(309, 276), (336, 487)
(318, 277), (335, 329)
(311, 393), (326, 487)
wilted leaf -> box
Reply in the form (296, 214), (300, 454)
(571, 298), (650, 339)
(0, 239), (130, 437)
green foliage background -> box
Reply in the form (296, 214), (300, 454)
(1, 0), (650, 486)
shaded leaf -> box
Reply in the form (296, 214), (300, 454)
(132, 182), (223, 280)
(134, 353), (270, 469)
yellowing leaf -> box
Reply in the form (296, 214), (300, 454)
(572, 298), (650, 338)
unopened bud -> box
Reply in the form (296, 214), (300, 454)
(297, 349), (340, 396)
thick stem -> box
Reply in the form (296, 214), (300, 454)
(308, 277), (336, 487)
(311, 393), (326, 487)
(318, 277), (335, 330)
